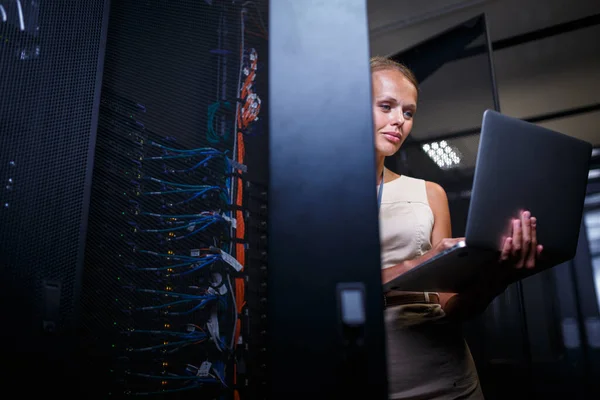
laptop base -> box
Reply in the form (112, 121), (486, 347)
(383, 243), (498, 293)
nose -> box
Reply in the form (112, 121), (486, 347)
(391, 109), (405, 126)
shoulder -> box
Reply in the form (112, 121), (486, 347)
(425, 181), (447, 200)
(425, 181), (449, 210)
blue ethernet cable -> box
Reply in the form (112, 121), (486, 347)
(148, 141), (223, 154)
(137, 249), (216, 262)
(144, 154), (199, 160)
(172, 220), (220, 241)
(124, 296), (218, 318)
(131, 254), (220, 273)
(141, 149), (232, 175)
(140, 183), (228, 206)
(128, 373), (216, 382)
(134, 288), (218, 299)
(142, 151), (223, 163)
(127, 260), (201, 272)
(166, 297), (218, 316)
(211, 361), (228, 387)
(136, 298), (198, 311)
(142, 186), (222, 198)
(167, 155), (218, 173)
(143, 187), (217, 195)
(132, 295), (217, 317)
(145, 151), (222, 162)
(141, 211), (223, 219)
(129, 382), (202, 396)
(144, 176), (222, 189)
(128, 339), (205, 352)
(125, 329), (207, 341)
(131, 214), (223, 234)
(167, 257), (218, 276)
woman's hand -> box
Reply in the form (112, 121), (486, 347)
(499, 210), (543, 269)
(383, 237), (466, 284)
(443, 211), (544, 320)
(479, 210), (544, 296)
(423, 237), (466, 263)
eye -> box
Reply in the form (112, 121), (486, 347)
(379, 103), (391, 112)
(404, 110), (414, 119)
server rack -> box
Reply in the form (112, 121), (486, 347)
(0, 0), (110, 392)
(79, 1), (269, 398)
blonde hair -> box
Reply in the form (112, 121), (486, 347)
(370, 56), (419, 93)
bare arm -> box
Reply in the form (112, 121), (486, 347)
(380, 178), (455, 285)
(381, 181), (460, 302)
(381, 181), (501, 320)
(424, 181), (459, 310)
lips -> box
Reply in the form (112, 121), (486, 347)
(382, 131), (401, 144)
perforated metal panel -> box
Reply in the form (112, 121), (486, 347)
(0, 0), (108, 337)
(79, 1), (269, 398)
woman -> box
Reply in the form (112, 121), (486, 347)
(371, 56), (543, 399)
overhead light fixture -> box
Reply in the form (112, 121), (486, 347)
(422, 140), (462, 170)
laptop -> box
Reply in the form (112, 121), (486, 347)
(384, 109), (593, 293)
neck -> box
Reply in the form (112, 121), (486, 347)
(376, 154), (385, 185)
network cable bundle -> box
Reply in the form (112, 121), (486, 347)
(80, 2), (269, 399)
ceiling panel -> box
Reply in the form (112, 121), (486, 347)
(404, 28), (600, 145)
(368, 0), (494, 36)
(537, 112), (600, 145)
(370, 0), (600, 181)
(368, 0), (600, 55)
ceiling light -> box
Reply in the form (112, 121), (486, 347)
(422, 141), (462, 170)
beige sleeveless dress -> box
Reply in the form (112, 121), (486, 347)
(379, 175), (484, 400)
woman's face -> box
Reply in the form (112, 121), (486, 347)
(372, 69), (418, 157)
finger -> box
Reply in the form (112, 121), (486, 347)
(500, 237), (513, 262)
(537, 244), (543, 256)
(525, 216), (537, 268)
(511, 218), (522, 260)
(455, 237), (466, 244)
(518, 212), (531, 267)
(438, 237), (465, 250)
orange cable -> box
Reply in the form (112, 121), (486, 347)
(232, 41), (264, 394)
